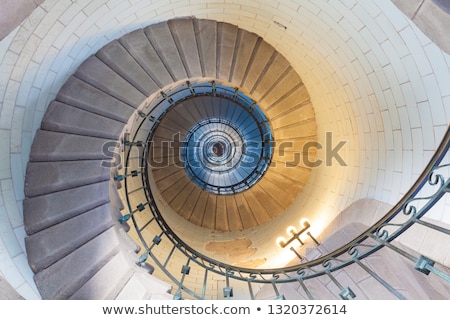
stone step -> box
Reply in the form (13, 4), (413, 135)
(29, 130), (115, 162)
(116, 272), (172, 300)
(0, 276), (24, 299)
(265, 85), (310, 118)
(242, 189), (272, 226)
(96, 40), (160, 96)
(33, 227), (120, 299)
(117, 228), (140, 254)
(249, 184), (284, 219)
(177, 186), (202, 221)
(41, 100), (124, 140)
(152, 164), (184, 183)
(195, 19), (217, 78)
(24, 181), (110, 235)
(57, 76), (135, 123)
(144, 21), (188, 81)
(251, 53), (290, 101)
(109, 182), (125, 211)
(161, 175), (192, 205)
(259, 68), (303, 108)
(224, 194), (244, 231)
(25, 160), (111, 197)
(230, 29), (260, 85)
(168, 18), (202, 78)
(69, 252), (134, 300)
(119, 28), (173, 88)
(270, 102), (315, 131)
(155, 169), (187, 194)
(217, 22), (239, 81)
(232, 192), (259, 229)
(75, 55), (147, 107)
(26, 203), (115, 273)
(240, 39), (275, 93)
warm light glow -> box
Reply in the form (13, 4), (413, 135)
(276, 237), (287, 248)
(286, 226), (297, 236)
(300, 218), (310, 228)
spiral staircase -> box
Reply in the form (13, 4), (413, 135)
(22, 18), (315, 299)
(21, 17), (450, 300)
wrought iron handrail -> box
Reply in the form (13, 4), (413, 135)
(119, 81), (450, 299)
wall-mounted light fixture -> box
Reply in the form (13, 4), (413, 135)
(276, 219), (320, 249)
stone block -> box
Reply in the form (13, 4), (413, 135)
(75, 55), (147, 107)
(116, 272), (172, 300)
(230, 30), (259, 85)
(96, 40), (159, 96)
(33, 227), (120, 299)
(217, 22), (238, 81)
(144, 21), (188, 81)
(119, 28), (173, 87)
(42, 101), (124, 140)
(195, 19), (217, 78)
(26, 203), (115, 273)
(24, 181), (110, 235)
(29, 130), (116, 162)
(57, 76), (135, 123)
(168, 18), (202, 78)
(25, 160), (110, 197)
(69, 252), (133, 300)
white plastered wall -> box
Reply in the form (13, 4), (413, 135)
(0, 0), (449, 299)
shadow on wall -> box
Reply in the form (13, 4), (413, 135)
(0, 0), (45, 40)
(392, 0), (450, 54)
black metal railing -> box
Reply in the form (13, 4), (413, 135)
(118, 81), (450, 299)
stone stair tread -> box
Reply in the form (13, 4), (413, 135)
(96, 40), (160, 96)
(26, 203), (115, 273)
(145, 21), (188, 81)
(243, 189), (272, 226)
(266, 85), (310, 118)
(116, 272), (172, 300)
(75, 55), (147, 107)
(251, 53), (290, 100)
(69, 252), (134, 300)
(25, 160), (110, 197)
(33, 227), (120, 299)
(42, 101), (124, 140)
(233, 193), (258, 229)
(260, 68), (303, 107)
(217, 22), (239, 81)
(240, 40), (275, 93)
(161, 175), (192, 205)
(119, 28), (172, 87)
(29, 130), (115, 162)
(195, 19), (217, 78)
(168, 18), (202, 78)
(24, 181), (110, 235)
(57, 76), (135, 123)
(231, 29), (259, 85)
(117, 228), (141, 254)
(109, 182), (125, 211)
